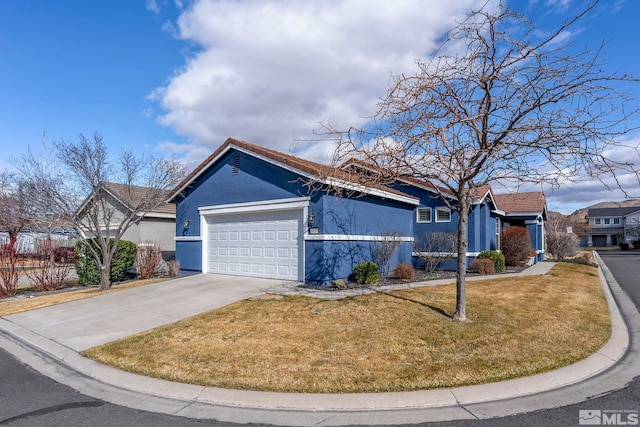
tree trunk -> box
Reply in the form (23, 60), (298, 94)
(98, 265), (110, 291)
(453, 196), (469, 322)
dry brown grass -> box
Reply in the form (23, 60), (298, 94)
(83, 263), (611, 393)
(0, 279), (168, 316)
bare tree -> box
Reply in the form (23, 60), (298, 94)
(320, 2), (639, 321)
(15, 133), (186, 291)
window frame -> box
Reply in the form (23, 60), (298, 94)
(435, 207), (452, 223)
(416, 207), (432, 223)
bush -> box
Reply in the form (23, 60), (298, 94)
(620, 242), (630, 251)
(500, 226), (532, 266)
(353, 261), (380, 285)
(546, 231), (579, 260)
(75, 239), (138, 286)
(393, 262), (414, 280)
(633, 240), (640, 249)
(470, 258), (495, 275)
(136, 242), (163, 279)
(477, 250), (505, 273)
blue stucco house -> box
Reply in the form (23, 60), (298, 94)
(168, 138), (418, 285)
(169, 138), (547, 285)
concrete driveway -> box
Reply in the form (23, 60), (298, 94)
(3, 274), (288, 351)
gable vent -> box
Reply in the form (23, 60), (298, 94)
(232, 155), (240, 175)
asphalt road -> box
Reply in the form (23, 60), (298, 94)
(0, 254), (638, 426)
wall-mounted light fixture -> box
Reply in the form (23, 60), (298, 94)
(308, 210), (316, 223)
(183, 219), (190, 229)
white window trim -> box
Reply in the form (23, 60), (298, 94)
(416, 207), (432, 223)
(435, 207), (451, 223)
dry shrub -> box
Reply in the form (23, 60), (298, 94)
(470, 258), (495, 275)
(0, 237), (21, 298)
(24, 239), (73, 291)
(136, 242), (163, 279)
(393, 262), (414, 280)
(167, 259), (180, 278)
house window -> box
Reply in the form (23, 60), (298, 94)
(614, 218), (620, 225)
(595, 218), (601, 225)
(435, 207), (451, 222)
(632, 217), (639, 223)
(604, 218), (610, 225)
(416, 208), (431, 223)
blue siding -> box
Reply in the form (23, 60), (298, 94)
(176, 240), (202, 272)
(306, 194), (415, 285)
(173, 147), (417, 284)
(305, 240), (413, 285)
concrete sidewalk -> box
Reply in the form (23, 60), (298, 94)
(0, 258), (638, 426)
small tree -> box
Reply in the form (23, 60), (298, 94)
(501, 227), (532, 266)
(14, 133), (186, 291)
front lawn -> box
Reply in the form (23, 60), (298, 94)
(82, 263), (611, 393)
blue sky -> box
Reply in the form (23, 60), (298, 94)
(0, 0), (638, 214)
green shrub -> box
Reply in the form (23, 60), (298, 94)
(477, 250), (505, 273)
(500, 226), (532, 266)
(75, 239), (138, 286)
(353, 261), (380, 285)
(470, 258), (495, 275)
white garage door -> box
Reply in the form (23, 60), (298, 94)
(206, 209), (302, 280)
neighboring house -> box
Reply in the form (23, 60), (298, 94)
(586, 207), (640, 247)
(493, 192), (547, 262)
(168, 138), (418, 285)
(169, 138), (548, 285)
(77, 183), (177, 259)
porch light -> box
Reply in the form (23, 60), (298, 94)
(183, 219), (190, 229)
(308, 210), (316, 223)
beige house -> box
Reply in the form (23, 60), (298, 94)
(77, 183), (176, 259)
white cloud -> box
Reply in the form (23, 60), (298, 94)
(151, 0), (486, 164)
(146, 0), (162, 14)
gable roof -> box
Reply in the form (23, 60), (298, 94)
(588, 206), (640, 217)
(493, 192), (547, 216)
(81, 182), (175, 217)
(168, 138), (419, 206)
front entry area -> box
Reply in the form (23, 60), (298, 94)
(206, 209), (303, 281)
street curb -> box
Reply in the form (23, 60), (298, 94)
(0, 258), (636, 426)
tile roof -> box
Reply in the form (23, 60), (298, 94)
(493, 192), (546, 214)
(169, 138), (419, 204)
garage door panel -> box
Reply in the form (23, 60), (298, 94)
(207, 209), (302, 281)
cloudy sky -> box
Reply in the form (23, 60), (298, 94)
(0, 0), (638, 213)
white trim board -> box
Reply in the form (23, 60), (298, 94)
(199, 197), (310, 216)
(306, 234), (414, 242)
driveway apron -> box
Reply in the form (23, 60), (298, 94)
(3, 274), (283, 351)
